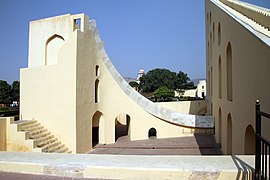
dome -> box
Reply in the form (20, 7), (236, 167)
(138, 68), (145, 74)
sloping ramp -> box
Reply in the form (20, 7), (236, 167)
(89, 20), (214, 129)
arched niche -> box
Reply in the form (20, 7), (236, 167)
(95, 79), (99, 103)
(218, 55), (222, 99)
(218, 23), (221, 46)
(45, 34), (64, 65)
(218, 108), (222, 146)
(148, 128), (157, 139)
(227, 113), (232, 154)
(226, 42), (233, 101)
(95, 65), (100, 76)
(244, 124), (255, 155)
(92, 111), (103, 147)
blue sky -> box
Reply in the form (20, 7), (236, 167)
(0, 0), (270, 84)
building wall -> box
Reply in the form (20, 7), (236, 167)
(20, 14), (86, 153)
(206, 0), (270, 154)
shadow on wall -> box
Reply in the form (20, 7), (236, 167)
(189, 100), (207, 115)
(194, 134), (223, 155)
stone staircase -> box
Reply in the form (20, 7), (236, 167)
(15, 120), (71, 153)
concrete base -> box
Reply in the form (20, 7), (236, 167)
(0, 152), (254, 179)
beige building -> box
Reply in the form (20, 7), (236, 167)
(206, 0), (270, 155)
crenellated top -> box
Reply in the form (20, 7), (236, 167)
(220, 0), (270, 30)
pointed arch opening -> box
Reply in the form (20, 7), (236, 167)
(218, 108), (222, 146)
(92, 111), (103, 147)
(218, 55), (222, 99)
(95, 65), (100, 76)
(95, 79), (99, 103)
(148, 128), (157, 139)
(244, 125), (255, 155)
(226, 42), (233, 101)
(227, 113), (232, 154)
(45, 34), (65, 66)
(207, 41), (210, 65)
(213, 23), (215, 43)
(218, 23), (221, 46)
(115, 113), (131, 142)
(211, 67), (213, 96)
(210, 32), (212, 62)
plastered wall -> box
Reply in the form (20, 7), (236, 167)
(206, 0), (270, 154)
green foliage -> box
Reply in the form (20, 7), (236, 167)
(129, 81), (139, 88)
(0, 80), (20, 105)
(0, 80), (11, 104)
(0, 109), (19, 120)
(11, 81), (20, 102)
(153, 86), (175, 102)
(139, 68), (194, 92)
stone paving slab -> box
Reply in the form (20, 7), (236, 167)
(89, 134), (222, 155)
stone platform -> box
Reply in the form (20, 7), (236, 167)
(88, 134), (222, 155)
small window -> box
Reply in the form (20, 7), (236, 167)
(218, 23), (221, 46)
(148, 128), (157, 138)
(74, 18), (81, 31)
(213, 23), (215, 43)
(95, 79), (99, 103)
(95, 65), (100, 76)
(202, 86), (204, 89)
(210, 12), (212, 26)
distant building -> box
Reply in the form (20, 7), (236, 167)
(136, 68), (145, 84)
(175, 80), (206, 99)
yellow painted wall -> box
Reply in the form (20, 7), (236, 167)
(206, 0), (270, 154)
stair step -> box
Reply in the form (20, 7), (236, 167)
(36, 134), (55, 144)
(36, 134), (54, 143)
(47, 143), (65, 153)
(21, 124), (42, 132)
(29, 128), (47, 137)
(42, 140), (61, 151)
(17, 120), (38, 130)
(54, 147), (69, 153)
(37, 137), (58, 147)
(30, 131), (51, 139)
(15, 119), (70, 154)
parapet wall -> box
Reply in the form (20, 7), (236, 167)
(0, 152), (255, 179)
(220, 0), (270, 31)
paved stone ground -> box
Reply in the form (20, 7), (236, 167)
(88, 134), (223, 155)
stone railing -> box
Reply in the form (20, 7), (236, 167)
(220, 0), (270, 30)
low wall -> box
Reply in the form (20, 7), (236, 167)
(0, 152), (254, 179)
(0, 118), (6, 151)
(156, 100), (207, 115)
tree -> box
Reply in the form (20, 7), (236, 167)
(139, 68), (177, 92)
(153, 86), (175, 102)
(139, 68), (194, 92)
(176, 71), (195, 90)
(11, 81), (20, 102)
(0, 80), (11, 104)
(129, 81), (139, 88)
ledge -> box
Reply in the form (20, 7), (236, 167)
(0, 152), (254, 179)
